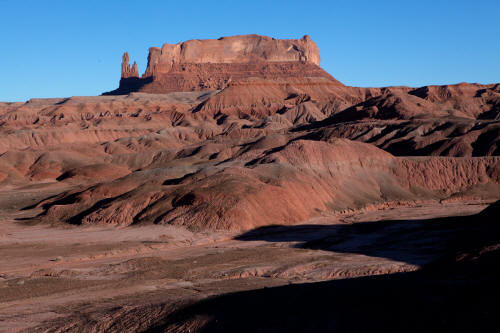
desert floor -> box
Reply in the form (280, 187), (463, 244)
(0, 185), (491, 332)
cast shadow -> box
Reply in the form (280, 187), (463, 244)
(102, 76), (154, 95)
(234, 213), (474, 267)
(145, 202), (499, 332)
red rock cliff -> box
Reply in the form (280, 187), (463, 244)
(107, 34), (338, 94)
(121, 52), (139, 79)
(143, 34), (321, 76)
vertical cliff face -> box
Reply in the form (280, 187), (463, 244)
(121, 52), (139, 79)
(144, 34), (321, 76)
(106, 35), (338, 94)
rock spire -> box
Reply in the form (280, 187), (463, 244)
(121, 52), (139, 79)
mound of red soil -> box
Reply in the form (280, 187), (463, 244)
(33, 137), (499, 230)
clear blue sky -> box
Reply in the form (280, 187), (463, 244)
(1, 0), (499, 101)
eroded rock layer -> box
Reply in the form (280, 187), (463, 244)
(106, 34), (340, 94)
(1, 34), (499, 231)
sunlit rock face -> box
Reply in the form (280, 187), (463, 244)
(107, 34), (340, 94)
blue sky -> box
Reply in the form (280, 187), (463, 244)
(0, 0), (499, 101)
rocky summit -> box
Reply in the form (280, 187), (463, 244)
(105, 34), (339, 94)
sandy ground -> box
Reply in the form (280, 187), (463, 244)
(0, 185), (490, 332)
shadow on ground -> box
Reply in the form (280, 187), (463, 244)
(236, 216), (471, 266)
(145, 202), (500, 333)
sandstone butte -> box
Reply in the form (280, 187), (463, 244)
(0, 34), (499, 231)
(105, 34), (337, 94)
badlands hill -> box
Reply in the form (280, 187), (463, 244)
(0, 34), (499, 231)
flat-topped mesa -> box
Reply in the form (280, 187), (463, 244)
(106, 34), (341, 95)
(144, 34), (321, 76)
